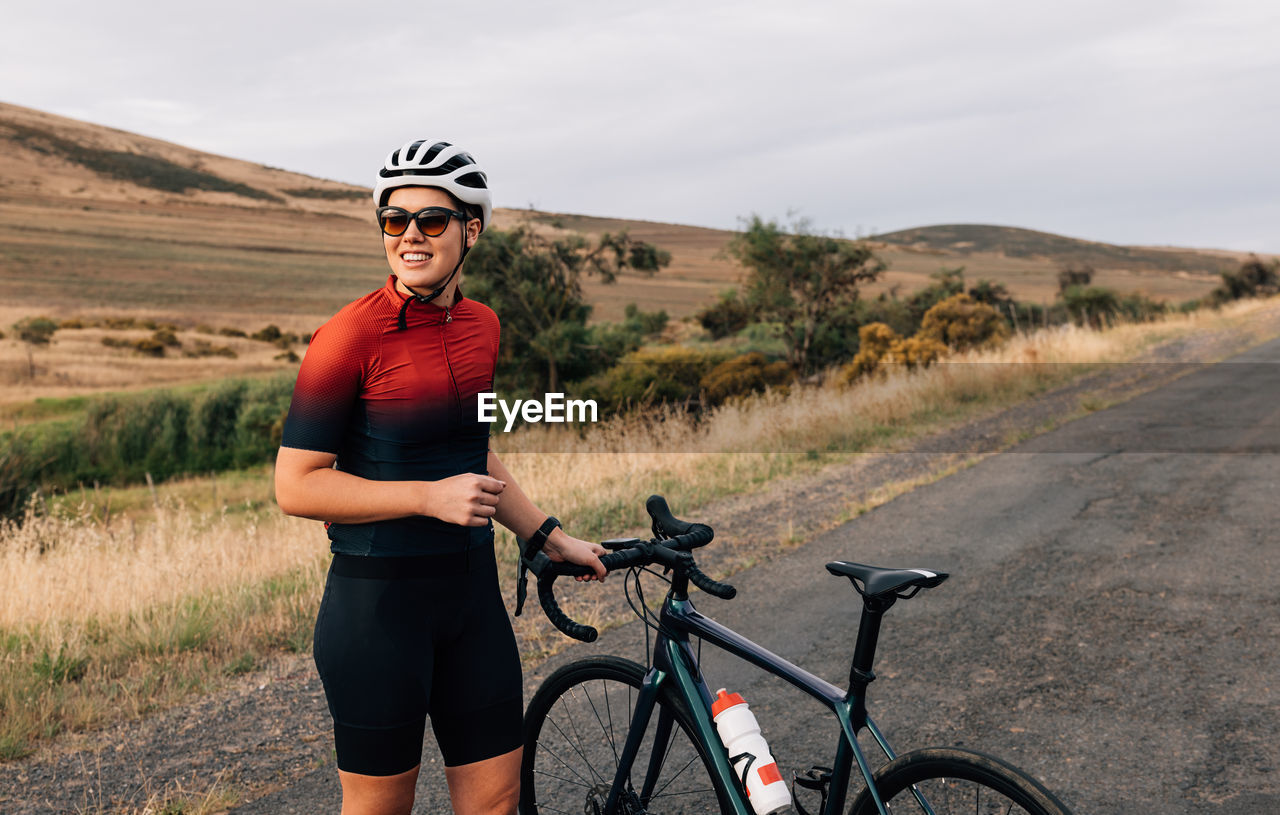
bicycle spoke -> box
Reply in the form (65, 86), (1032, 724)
(582, 680), (623, 766)
(523, 659), (727, 815)
(532, 739), (595, 789)
(650, 753), (705, 801)
(554, 689), (609, 786)
(530, 767), (594, 787)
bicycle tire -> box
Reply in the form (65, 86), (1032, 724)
(520, 655), (733, 815)
(848, 747), (1074, 815)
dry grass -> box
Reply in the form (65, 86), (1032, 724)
(0, 324), (300, 411)
(0, 503), (318, 634)
(1, 297), (1276, 759)
(0, 501), (325, 759)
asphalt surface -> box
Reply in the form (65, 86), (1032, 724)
(232, 338), (1280, 814)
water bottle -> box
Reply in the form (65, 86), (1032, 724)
(712, 688), (792, 815)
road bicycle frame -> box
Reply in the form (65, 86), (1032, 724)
(605, 589), (904, 815)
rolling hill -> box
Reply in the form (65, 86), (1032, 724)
(0, 100), (1260, 406)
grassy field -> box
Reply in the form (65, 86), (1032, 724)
(2, 297), (1277, 760)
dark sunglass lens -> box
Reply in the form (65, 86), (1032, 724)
(379, 211), (410, 235)
(416, 212), (450, 236)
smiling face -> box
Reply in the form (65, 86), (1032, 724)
(382, 186), (481, 303)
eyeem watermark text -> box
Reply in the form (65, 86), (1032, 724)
(478, 393), (599, 432)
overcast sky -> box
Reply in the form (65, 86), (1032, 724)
(3, 1), (1278, 251)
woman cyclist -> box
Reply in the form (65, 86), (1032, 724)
(275, 139), (606, 815)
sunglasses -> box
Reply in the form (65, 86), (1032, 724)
(376, 206), (470, 237)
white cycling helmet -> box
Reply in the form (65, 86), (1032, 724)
(373, 139), (492, 231)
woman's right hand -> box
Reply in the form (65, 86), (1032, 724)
(425, 473), (506, 526)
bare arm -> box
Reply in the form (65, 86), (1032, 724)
(488, 451), (607, 580)
(275, 446), (504, 527)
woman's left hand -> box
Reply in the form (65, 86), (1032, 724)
(543, 532), (608, 582)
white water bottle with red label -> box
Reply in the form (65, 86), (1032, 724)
(712, 688), (792, 815)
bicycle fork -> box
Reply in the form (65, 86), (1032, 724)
(603, 643), (754, 815)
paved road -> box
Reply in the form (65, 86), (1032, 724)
(238, 339), (1280, 813)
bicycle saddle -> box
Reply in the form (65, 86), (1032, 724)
(825, 561), (949, 600)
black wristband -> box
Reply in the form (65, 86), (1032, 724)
(522, 516), (561, 558)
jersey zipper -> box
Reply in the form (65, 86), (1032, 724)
(440, 310), (462, 418)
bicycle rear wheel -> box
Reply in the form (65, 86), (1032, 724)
(520, 655), (731, 815)
(849, 747), (1073, 815)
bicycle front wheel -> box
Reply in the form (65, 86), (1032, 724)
(849, 747), (1073, 815)
(520, 655), (731, 815)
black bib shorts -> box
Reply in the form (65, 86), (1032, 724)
(312, 543), (523, 776)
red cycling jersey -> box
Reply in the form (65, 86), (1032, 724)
(281, 274), (500, 555)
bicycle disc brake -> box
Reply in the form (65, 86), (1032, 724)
(584, 782), (648, 815)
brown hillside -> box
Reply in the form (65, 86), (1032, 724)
(0, 101), (1254, 404)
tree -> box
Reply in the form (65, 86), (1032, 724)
(465, 226), (671, 393)
(12, 316), (58, 378)
(727, 216), (884, 374)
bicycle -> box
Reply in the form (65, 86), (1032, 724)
(516, 495), (1075, 815)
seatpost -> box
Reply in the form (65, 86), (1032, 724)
(847, 596), (895, 729)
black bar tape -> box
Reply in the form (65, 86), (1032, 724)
(688, 561), (736, 599)
(537, 579), (597, 642)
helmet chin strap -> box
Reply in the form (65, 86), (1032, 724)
(396, 229), (470, 331)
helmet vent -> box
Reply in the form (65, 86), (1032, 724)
(403, 139), (427, 162)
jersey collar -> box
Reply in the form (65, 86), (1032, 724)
(382, 274), (469, 321)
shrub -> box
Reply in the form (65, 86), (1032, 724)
(132, 338), (166, 357)
(905, 268), (966, 325)
(251, 324), (283, 343)
(1057, 264), (1095, 292)
(918, 294), (1010, 351)
(622, 303), (669, 338)
(58, 318), (84, 330)
(838, 323), (900, 384)
(579, 346), (731, 414)
(13, 317), (58, 346)
(967, 279), (1017, 316)
(183, 340), (237, 359)
(696, 290), (756, 339)
(854, 295), (917, 339)
(274, 350), (300, 363)
(885, 336), (947, 369)
(218, 327), (247, 338)
(152, 329), (181, 348)
(0, 376), (296, 517)
(700, 352), (793, 407)
(1060, 285), (1119, 329)
(1114, 293), (1168, 323)
(1213, 255), (1280, 303)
